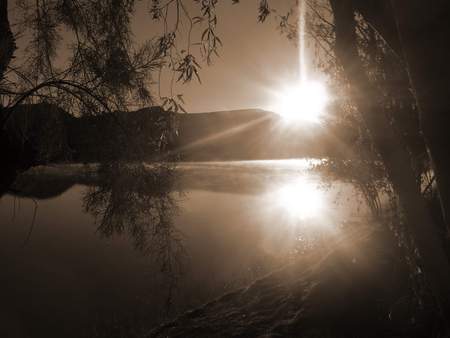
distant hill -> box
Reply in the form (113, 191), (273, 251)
(172, 109), (342, 160)
(68, 106), (171, 162)
(3, 103), (72, 164)
(3, 105), (352, 164)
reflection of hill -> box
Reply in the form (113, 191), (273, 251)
(12, 177), (76, 200)
(9, 161), (319, 199)
(9, 165), (98, 200)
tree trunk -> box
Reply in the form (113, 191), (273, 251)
(0, 0), (15, 82)
(354, 0), (450, 237)
(388, 0), (450, 237)
(329, 0), (450, 321)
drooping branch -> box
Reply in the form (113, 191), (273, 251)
(0, 79), (113, 129)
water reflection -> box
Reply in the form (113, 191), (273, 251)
(83, 163), (185, 314)
(84, 164), (179, 253)
(273, 177), (325, 221)
(0, 160), (369, 338)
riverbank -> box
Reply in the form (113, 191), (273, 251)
(149, 227), (435, 338)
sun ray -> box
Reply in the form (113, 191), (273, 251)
(299, 0), (307, 83)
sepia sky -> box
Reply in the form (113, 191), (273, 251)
(11, 1), (301, 113)
(131, 1), (300, 113)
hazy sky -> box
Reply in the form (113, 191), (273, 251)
(132, 1), (300, 113)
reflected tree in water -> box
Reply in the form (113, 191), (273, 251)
(83, 162), (186, 315)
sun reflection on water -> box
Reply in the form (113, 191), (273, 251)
(274, 177), (325, 222)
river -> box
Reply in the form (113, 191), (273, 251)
(0, 160), (370, 338)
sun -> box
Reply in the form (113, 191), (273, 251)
(273, 80), (329, 123)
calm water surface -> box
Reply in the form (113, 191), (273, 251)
(0, 160), (369, 337)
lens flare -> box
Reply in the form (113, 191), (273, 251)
(273, 80), (329, 123)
